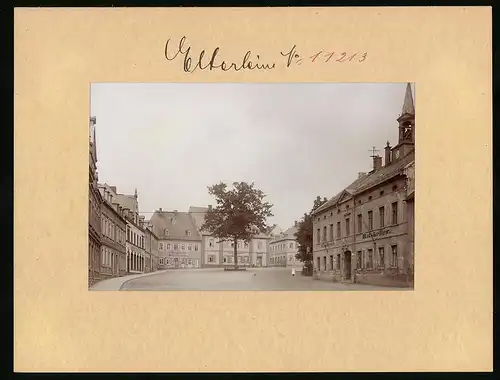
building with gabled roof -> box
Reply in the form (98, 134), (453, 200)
(312, 83), (415, 288)
(269, 222), (301, 270)
(150, 208), (203, 269)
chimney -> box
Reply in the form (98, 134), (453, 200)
(358, 172), (366, 179)
(208, 205), (212, 211)
(373, 155), (382, 171)
(385, 141), (392, 166)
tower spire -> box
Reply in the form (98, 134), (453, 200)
(401, 82), (415, 115)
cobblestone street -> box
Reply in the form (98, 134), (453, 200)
(119, 267), (410, 291)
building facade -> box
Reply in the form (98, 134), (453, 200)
(88, 116), (102, 287)
(98, 184), (127, 278)
(269, 223), (301, 269)
(143, 221), (159, 273)
(189, 206), (271, 268)
(312, 83), (415, 288)
(151, 209), (203, 269)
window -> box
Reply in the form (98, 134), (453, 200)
(188, 244), (192, 251)
(323, 226), (327, 241)
(346, 204), (349, 209)
(330, 255), (334, 270)
(188, 259), (192, 265)
(289, 242), (293, 249)
(289, 255), (292, 261)
(323, 256), (327, 270)
(316, 228), (320, 244)
(337, 222), (341, 238)
(127, 228), (130, 242)
(173, 244), (178, 251)
(208, 255), (216, 263)
(209, 239), (214, 248)
(166, 243), (171, 250)
(258, 241), (262, 249)
(159, 243), (164, 250)
(329, 224), (334, 241)
(368, 211), (373, 231)
(336, 254), (341, 270)
(223, 257), (227, 263)
(380, 190), (384, 196)
(357, 214), (362, 233)
(357, 251), (362, 269)
(194, 244), (199, 251)
(345, 218), (350, 236)
(368, 195), (372, 201)
(392, 185), (397, 192)
(164, 229), (169, 236)
(228, 256), (233, 263)
(181, 244), (185, 251)
(317, 257), (321, 270)
(186, 230), (191, 236)
(367, 249), (373, 269)
(392, 202), (398, 224)
(379, 206), (385, 228)
(159, 258), (164, 265)
(391, 245), (398, 267)
(379, 247), (385, 268)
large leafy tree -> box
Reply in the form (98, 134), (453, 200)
(294, 196), (328, 274)
(200, 181), (273, 269)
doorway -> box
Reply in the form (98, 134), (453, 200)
(344, 251), (352, 280)
(174, 257), (179, 268)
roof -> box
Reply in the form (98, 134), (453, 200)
(401, 83), (415, 116)
(150, 211), (201, 241)
(188, 206), (209, 233)
(313, 150), (415, 215)
(270, 225), (298, 243)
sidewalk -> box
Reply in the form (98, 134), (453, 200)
(89, 270), (169, 291)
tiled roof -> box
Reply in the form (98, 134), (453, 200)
(313, 150), (415, 215)
(270, 225), (298, 243)
(150, 211), (201, 241)
(188, 206), (210, 233)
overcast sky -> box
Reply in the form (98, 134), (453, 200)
(91, 82), (414, 229)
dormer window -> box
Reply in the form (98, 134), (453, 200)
(164, 229), (169, 236)
(186, 230), (192, 237)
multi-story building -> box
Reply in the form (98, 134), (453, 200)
(269, 222), (301, 269)
(312, 83), (415, 288)
(151, 209), (202, 269)
(110, 187), (146, 274)
(88, 116), (102, 287)
(189, 205), (272, 268)
(143, 220), (159, 273)
(98, 184), (127, 278)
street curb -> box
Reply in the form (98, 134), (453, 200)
(90, 270), (170, 291)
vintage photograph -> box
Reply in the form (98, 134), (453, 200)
(88, 82), (415, 291)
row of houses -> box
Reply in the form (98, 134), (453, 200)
(88, 117), (160, 287)
(311, 83), (415, 287)
(89, 116), (301, 285)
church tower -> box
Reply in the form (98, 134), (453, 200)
(391, 83), (415, 162)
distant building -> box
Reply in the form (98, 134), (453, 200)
(189, 205), (272, 268)
(269, 222), (301, 269)
(88, 116), (102, 287)
(150, 209), (202, 269)
(98, 184), (127, 278)
(312, 83), (415, 287)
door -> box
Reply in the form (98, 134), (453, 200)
(344, 251), (351, 280)
(174, 257), (179, 268)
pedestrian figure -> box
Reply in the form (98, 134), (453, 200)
(292, 268), (296, 276)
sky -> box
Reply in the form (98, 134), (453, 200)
(91, 82), (414, 229)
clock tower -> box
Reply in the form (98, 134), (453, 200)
(391, 83), (415, 162)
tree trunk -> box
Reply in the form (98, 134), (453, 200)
(233, 238), (238, 269)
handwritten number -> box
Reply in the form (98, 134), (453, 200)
(324, 52), (335, 62)
(358, 52), (367, 62)
(336, 52), (347, 62)
(348, 53), (358, 62)
(310, 51), (323, 62)
(297, 58), (303, 65)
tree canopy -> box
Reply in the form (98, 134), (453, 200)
(294, 196), (328, 273)
(200, 181), (274, 269)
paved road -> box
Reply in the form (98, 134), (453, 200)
(120, 267), (409, 291)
